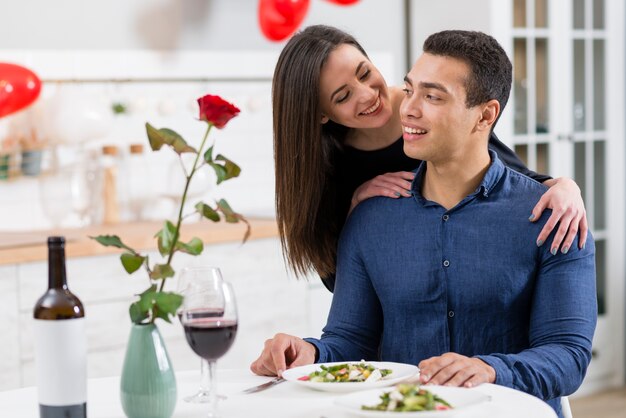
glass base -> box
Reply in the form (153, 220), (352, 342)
(183, 390), (226, 403)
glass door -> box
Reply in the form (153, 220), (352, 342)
(508, 0), (624, 391)
(512, 0), (551, 173)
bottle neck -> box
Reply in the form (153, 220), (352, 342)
(48, 245), (68, 290)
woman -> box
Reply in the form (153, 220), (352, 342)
(273, 25), (587, 291)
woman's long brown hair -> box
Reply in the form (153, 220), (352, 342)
(273, 25), (368, 278)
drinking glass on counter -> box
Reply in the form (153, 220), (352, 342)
(180, 267), (238, 417)
(39, 169), (73, 228)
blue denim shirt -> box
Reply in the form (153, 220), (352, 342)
(305, 151), (596, 417)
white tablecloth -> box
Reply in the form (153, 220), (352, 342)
(0, 369), (557, 418)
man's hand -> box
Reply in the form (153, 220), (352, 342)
(250, 333), (317, 377)
(418, 353), (495, 388)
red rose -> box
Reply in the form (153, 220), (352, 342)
(197, 94), (240, 129)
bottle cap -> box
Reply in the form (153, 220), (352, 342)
(129, 144), (144, 154)
(47, 236), (65, 246)
(102, 145), (119, 156)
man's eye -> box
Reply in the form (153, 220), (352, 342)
(402, 88), (412, 96)
(359, 69), (371, 80)
(426, 94), (440, 101)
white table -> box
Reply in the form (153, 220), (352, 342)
(0, 369), (557, 418)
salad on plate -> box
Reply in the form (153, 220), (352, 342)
(282, 361), (419, 393)
(362, 384), (453, 412)
(299, 361), (393, 383)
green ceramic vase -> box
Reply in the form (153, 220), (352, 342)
(120, 323), (177, 418)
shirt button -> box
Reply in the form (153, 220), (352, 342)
(448, 310), (455, 318)
(442, 214), (450, 221)
(443, 260), (450, 267)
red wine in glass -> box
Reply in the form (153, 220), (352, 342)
(178, 308), (224, 323)
(180, 276), (237, 418)
(184, 318), (238, 361)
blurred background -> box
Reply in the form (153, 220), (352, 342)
(0, 1), (623, 415)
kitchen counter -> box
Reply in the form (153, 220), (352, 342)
(0, 218), (278, 265)
(0, 217), (331, 393)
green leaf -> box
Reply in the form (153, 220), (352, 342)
(146, 123), (197, 154)
(208, 161), (228, 184)
(150, 264), (175, 280)
(120, 253), (145, 274)
(129, 301), (149, 324)
(195, 202), (220, 222)
(112, 102), (127, 114)
(175, 237), (203, 256)
(154, 310), (169, 323)
(155, 292), (184, 322)
(215, 154), (241, 182)
(138, 285), (158, 311)
(155, 220), (177, 257)
(217, 199), (239, 223)
(152, 306), (172, 323)
(90, 235), (135, 253)
(207, 154), (240, 185)
(214, 200), (251, 243)
(146, 123), (166, 150)
(203, 145), (214, 163)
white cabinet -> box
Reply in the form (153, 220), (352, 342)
(1, 237), (330, 391)
(0, 265), (20, 389)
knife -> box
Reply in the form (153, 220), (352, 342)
(241, 377), (285, 394)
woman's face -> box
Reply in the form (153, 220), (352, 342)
(319, 44), (393, 129)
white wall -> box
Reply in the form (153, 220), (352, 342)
(0, 0), (407, 230)
(408, 0), (492, 64)
(0, 0), (408, 85)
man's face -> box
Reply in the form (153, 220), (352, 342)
(399, 53), (484, 163)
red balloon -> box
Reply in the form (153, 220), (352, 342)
(259, 0), (310, 42)
(0, 63), (41, 119)
(325, 0), (360, 4)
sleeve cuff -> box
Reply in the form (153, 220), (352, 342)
(303, 338), (324, 363)
(475, 354), (514, 388)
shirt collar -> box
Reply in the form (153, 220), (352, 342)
(411, 149), (505, 204)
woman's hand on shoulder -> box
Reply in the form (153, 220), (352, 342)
(350, 171), (415, 213)
(530, 177), (588, 254)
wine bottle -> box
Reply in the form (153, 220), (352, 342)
(33, 236), (87, 418)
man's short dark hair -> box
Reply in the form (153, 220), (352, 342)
(423, 30), (512, 121)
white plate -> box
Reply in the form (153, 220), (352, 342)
(281, 361), (419, 393)
(335, 385), (491, 417)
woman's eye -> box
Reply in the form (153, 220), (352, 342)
(336, 93), (349, 103)
(359, 69), (371, 80)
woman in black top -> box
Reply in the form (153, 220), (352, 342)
(273, 25), (588, 291)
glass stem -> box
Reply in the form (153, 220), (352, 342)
(199, 359), (210, 393)
(206, 359), (218, 418)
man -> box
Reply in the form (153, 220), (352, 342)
(251, 30), (596, 417)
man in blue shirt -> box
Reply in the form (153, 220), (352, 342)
(251, 30), (596, 417)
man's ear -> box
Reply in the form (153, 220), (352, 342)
(477, 99), (500, 131)
(321, 114), (330, 124)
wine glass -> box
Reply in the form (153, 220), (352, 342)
(176, 267), (226, 403)
(180, 269), (238, 418)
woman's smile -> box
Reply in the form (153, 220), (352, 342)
(359, 96), (382, 116)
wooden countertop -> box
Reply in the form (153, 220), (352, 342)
(0, 218), (278, 265)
